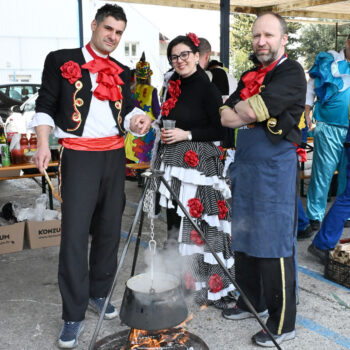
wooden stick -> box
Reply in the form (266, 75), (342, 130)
(43, 169), (62, 203)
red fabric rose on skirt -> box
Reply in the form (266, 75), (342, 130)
(184, 271), (195, 290)
(190, 230), (204, 246)
(188, 198), (203, 218)
(184, 150), (199, 167)
(217, 200), (228, 219)
(60, 61), (82, 84)
(209, 274), (223, 293)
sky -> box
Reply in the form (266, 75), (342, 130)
(127, 3), (222, 52)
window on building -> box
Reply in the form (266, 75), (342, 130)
(125, 42), (139, 58)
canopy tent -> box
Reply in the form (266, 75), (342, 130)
(115, 0), (350, 21)
(79, 0), (350, 67)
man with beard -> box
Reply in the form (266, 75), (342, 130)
(220, 12), (306, 347)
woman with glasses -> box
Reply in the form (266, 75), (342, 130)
(151, 33), (235, 309)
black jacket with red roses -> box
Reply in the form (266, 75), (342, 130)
(35, 48), (134, 136)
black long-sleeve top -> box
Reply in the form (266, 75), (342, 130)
(225, 58), (306, 145)
(162, 68), (224, 142)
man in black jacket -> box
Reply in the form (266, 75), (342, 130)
(220, 12), (306, 347)
(32, 4), (150, 348)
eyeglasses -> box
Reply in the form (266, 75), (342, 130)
(170, 51), (192, 63)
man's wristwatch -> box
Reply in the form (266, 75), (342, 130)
(187, 131), (192, 141)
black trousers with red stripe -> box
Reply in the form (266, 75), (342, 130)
(58, 147), (125, 321)
(235, 251), (296, 335)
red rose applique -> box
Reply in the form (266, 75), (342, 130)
(190, 230), (204, 246)
(184, 150), (199, 167)
(209, 274), (223, 293)
(161, 79), (181, 117)
(184, 271), (195, 290)
(186, 32), (200, 47)
(218, 146), (224, 160)
(161, 97), (177, 117)
(188, 198), (203, 218)
(60, 61), (82, 84)
(217, 200), (228, 220)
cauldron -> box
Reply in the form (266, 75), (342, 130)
(119, 272), (188, 331)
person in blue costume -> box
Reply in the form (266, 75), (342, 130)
(308, 128), (350, 264)
(220, 12), (306, 348)
(305, 35), (350, 231)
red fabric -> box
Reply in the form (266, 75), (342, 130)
(82, 43), (124, 101)
(208, 274), (223, 293)
(184, 271), (195, 290)
(293, 142), (307, 162)
(161, 79), (181, 116)
(217, 200), (228, 220)
(184, 150), (199, 167)
(190, 230), (204, 246)
(60, 61), (82, 84)
(59, 135), (124, 151)
(240, 54), (286, 100)
(188, 198), (203, 218)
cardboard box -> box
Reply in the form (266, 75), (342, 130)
(0, 222), (25, 254)
(0, 168), (21, 178)
(26, 220), (61, 249)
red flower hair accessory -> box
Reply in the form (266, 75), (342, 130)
(60, 61), (82, 84)
(161, 79), (181, 117)
(209, 274), (223, 293)
(184, 150), (199, 167)
(184, 271), (196, 290)
(190, 230), (204, 246)
(187, 32), (200, 47)
(188, 198), (203, 218)
(217, 200), (228, 220)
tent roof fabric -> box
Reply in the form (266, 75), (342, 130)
(114, 0), (350, 21)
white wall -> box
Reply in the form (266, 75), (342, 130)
(0, 0), (79, 82)
(0, 0), (164, 89)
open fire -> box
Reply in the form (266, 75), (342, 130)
(94, 326), (209, 350)
(125, 328), (192, 350)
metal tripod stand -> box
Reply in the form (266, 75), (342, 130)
(89, 169), (282, 350)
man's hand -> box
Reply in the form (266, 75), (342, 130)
(33, 144), (51, 174)
(33, 125), (52, 174)
(304, 105), (313, 129)
(130, 114), (151, 135)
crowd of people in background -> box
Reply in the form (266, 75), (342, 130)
(30, 2), (350, 348)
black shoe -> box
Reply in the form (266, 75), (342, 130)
(297, 224), (313, 240)
(310, 220), (321, 231)
(307, 243), (327, 264)
(252, 329), (296, 347)
(222, 305), (268, 320)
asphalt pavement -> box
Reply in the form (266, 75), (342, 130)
(0, 175), (350, 350)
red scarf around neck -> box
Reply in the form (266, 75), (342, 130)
(240, 54), (286, 101)
(82, 42), (124, 101)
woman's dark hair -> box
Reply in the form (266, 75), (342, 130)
(167, 35), (199, 63)
(95, 4), (127, 25)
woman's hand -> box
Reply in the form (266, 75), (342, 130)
(161, 128), (190, 144)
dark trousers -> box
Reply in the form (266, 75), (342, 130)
(235, 252), (296, 335)
(58, 148), (125, 321)
(166, 205), (181, 240)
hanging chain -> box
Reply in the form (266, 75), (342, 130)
(143, 182), (156, 254)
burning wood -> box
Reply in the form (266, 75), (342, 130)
(125, 328), (191, 349)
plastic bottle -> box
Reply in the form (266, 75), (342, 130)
(0, 124), (10, 166)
